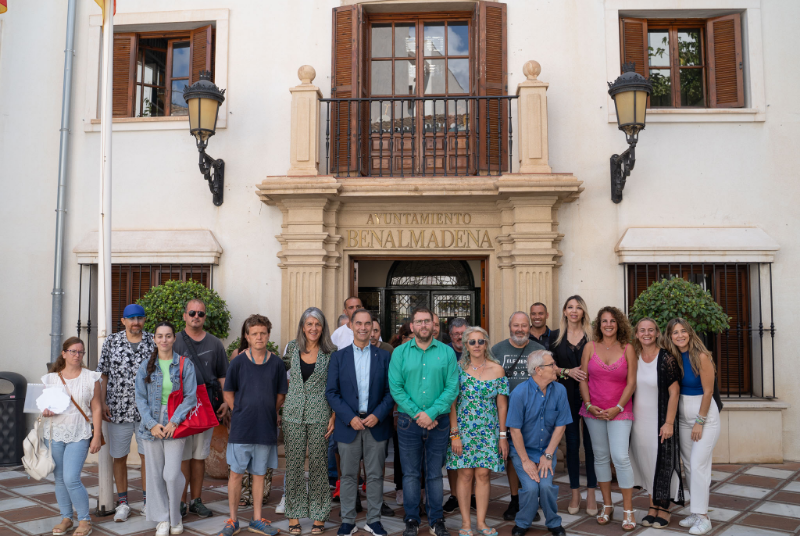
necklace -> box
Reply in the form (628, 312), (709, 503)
(471, 358), (487, 378)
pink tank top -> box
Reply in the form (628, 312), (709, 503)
(578, 342), (634, 421)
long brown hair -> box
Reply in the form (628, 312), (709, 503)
(554, 295), (593, 347)
(632, 317), (662, 356)
(390, 322), (413, 348)
(51, 337), (86, 374)
(663, 317), (715, 376)
(145, 321), (175, 383)
(592, 306), (632, 345)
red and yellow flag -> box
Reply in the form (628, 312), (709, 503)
(95, 0), (116, 20)
(0, 0), (7, 15)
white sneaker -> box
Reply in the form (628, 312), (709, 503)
(114, 503), (131, 522)
(170, 524), (184, 535)
(156, 522), (169, 536)
(395, 490), (403, 506)
(276, 496), (286, 514)
(680, 513), (698, 528)
(689, 517), (712, 535)
(141, 504), (147, 517)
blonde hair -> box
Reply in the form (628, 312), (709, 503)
(459, 326), (499, 371)
(632, 317), (662, 356)
(663, 317), (716, 377)
(554, 295), (593, 346)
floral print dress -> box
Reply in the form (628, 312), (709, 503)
(446, 368), (510, 472)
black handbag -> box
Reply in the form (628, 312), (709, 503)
(181, 332), (224, 422)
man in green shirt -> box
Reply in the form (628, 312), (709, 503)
(389, 307), (458, 536)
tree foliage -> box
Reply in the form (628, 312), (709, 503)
(137, 279), (232, 339)
(225, 338), (280, 359)
(629, 277), (730, 334)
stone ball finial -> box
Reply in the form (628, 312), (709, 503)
(298, 65), (316, 85)
(523, 60), (541, 80)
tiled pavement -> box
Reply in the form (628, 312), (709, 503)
(2, 461), (800, 536)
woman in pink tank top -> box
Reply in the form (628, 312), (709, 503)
(579, 306), (638, 531)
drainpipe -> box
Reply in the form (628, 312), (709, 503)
(50, 0), (78, 363)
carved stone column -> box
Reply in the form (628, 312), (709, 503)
(516, 61), (552, 174)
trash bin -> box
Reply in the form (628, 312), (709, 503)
(0, 372), (27, 466)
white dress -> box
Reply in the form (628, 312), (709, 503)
(41, 369), (102, 443)
(630, 355), (659, 494)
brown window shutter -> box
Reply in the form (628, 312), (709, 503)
(331, 5), (362, 174)
(190, 25), (213, 84)
(475, 1), (508, 172)
(112, 33), (136, 117)
(715, 266), (750, 395)
(706, 14), (744, 108)
(619, 18), (648, 78)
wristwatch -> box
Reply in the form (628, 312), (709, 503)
(544, 452), (553, 460)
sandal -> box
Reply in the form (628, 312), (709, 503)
(311, 523), (326, 534)
(74, 521), (92, 536)
(458, 530), (473, 536)
(596, 504), (613, 525)
(622, 509), (636, 532)
(288, 524), (302, 535)
(652, 507), (671, 529)
(53, 519), (74, 536)
(478, 529), (497, 536)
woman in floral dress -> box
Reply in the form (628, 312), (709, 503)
(447, 326), (509, 536)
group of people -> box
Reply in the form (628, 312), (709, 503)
(39, 293), (721, 536)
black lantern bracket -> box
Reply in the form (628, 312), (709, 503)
(607, 62), (652, 204)
(196, 138), (225, 206)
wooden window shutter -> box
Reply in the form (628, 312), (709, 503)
(190, 25), (213, 84)
(331, 5), (362, 174)
(706, 14), (744, 108)
(474, 1), (508, 172)
(619, 18), (648, 78)
(715, 266), (750, 394)
(112, 33), (136, 117)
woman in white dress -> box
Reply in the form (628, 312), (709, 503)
(43, 337), (104, 536)
(629, 318), (683, 529)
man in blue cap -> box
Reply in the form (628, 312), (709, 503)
(97, 303), (155, 521)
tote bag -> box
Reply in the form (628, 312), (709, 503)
(22, 416), (55, 480)
(167, 356), (218, 439)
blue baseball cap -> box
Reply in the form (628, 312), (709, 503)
(123, 304), (146, 318)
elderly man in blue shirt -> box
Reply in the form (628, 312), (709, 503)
(506, 350), (572, 536)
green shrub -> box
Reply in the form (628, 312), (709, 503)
(629, 277), (730, 334)
(137, 280), (232, 339)
(226, 338), (280, 359)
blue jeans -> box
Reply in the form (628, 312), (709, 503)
(564, 406), (597, 489)
(583, 418), (634, 488)
(52, 439), (91, 521)
(510, 451), (561, 529)
(397, 412), (449, 524)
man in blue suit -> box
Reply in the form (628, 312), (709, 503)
(327, 309), (395, 536)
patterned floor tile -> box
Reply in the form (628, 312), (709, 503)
(96, 515), (158, 535)
(0, 497), (38, 512)
(746, 467), (795, 480)
(782, 481), (800, 493)
(16, 515), (68, 535)
(711, 470), (733, 481)
(755, 501), (800, 519)
(739, 512), (800, 533)
(715, 483), (772, 499)
(0, 471), (28, 481)
(676, 505), (740, 522)
(718, 526), (791, 536)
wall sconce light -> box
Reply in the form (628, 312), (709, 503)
(183, 70), (226, 206)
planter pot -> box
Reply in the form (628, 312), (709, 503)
(206, 423), (229, 479)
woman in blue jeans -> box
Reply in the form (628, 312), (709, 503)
(43, 337), (103, 536)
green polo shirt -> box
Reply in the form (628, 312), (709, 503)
(388, 337), (459, 421)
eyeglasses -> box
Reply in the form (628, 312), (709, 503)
(66, 350), (86, 357)
(413, 319), (432, 325)
(467, 339), (486, 346)
(539, 363), (556, 369)
(188, 310), (206, 318)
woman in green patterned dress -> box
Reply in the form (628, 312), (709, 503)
(447, 326), (510, 536)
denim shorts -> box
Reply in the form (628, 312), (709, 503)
(226, 443), (278, 476)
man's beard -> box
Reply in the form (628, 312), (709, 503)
(510, 334), (528, 346)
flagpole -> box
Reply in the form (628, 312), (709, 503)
(97, 0), (115, 517)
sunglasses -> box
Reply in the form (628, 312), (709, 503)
(188, 310), (206, 318)
(467, 339), (486, 346)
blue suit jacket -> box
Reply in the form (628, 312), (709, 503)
(326, 343), (394, 444)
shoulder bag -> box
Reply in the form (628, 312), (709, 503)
(168, 356), (220, 439)
(181, 332), (224, 421)
(22, 416), (55, 480)
(59, 373), (105, 446)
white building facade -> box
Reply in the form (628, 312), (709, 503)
(0, 0), (796, 462)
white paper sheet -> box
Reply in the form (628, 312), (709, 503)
(36, 387), (71, 414)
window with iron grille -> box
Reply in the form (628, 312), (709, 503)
(625, 263), (776, 398)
